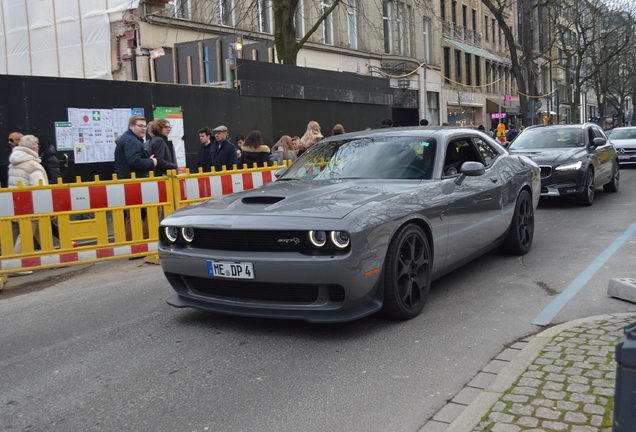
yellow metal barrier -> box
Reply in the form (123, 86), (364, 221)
(0, 162), (288, 277)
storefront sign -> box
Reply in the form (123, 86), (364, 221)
(456, 93), (475, 101)
(491, 113), (507, 119)
(505, 94), (512, 102)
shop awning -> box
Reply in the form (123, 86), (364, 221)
(443, 38), (508, 64)
(486, 98), (521, 115)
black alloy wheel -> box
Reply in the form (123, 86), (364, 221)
(383, 224), (431, 320)
(500, 190), (534, 255)
(577, 170), (595, 206)
(603, 163), (619, 193)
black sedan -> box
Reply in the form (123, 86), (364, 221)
(606, 127), (636, 165)
(508, 123), (619, 206)
(159, 127), (540, 322)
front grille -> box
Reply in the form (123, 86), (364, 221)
(539, 165), (552, 179)
(190, 229), (348, 254)
(186, 276), (345, 304)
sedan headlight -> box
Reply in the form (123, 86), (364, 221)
(164, 226), (179, 243)
(555, 161), (583, 171)
(329, 231), (350, 249)
(308, 230), (327, 248)
(181, 227), (195, 243)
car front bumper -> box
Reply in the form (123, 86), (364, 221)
(159, 242), (385, 323)
(539, 166), (585, 196)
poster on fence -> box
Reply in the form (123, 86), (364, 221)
(60, 107), (143, 164)
(153, 106), (186, 174)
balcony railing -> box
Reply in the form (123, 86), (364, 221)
(443, 21), (483, 48)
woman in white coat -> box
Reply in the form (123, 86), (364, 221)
(8, 135), (48, 254)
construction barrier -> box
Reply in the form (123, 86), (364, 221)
(0, 163), (288, 280)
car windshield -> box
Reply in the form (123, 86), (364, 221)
(607, 129), (636, 139)
(279, 136), (437, 180)
(508, 128), (585, 149)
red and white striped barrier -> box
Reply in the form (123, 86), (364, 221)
(179, 170), (274, 203)
(0, 181), (169, 217)
(0, 243), (158, 271)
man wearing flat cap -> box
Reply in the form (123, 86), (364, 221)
(209, 125), (237, 172)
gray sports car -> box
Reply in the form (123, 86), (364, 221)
(159, 127), (540, 322)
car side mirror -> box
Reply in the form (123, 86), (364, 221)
(460, 161), (486, 176)
(592, 137), (606, 147)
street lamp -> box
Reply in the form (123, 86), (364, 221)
(398, 77), (410, 89)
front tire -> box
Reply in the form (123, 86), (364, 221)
(383, 224), (431, 320)
(603, 163), (619, 193)
(500, 190), (534, 255)
(577, 170), (595, 206)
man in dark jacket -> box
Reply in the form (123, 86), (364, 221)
(2, 132), (22, 187)
(210, 125), (238, 172)
(114, 115), (156, 179)
(197, 126), (213, 172)
(37, 135), (62, 184)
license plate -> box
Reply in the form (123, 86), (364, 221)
(207, 261), (254, 279)
(619, 155), (630, 160)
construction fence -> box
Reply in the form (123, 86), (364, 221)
(0, 164), (284, 277)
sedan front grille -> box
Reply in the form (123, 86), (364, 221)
(189, 229), (348, 254)
(539, 165), (552, 179)
(186, 276), (344, 304)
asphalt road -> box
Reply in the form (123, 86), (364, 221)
(1, 168), (636, 432)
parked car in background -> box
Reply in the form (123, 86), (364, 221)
(507, 123), (619, 206)
(606, 127), (636, 165)
(159, 127), (540, 323)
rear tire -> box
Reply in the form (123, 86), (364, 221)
(577, 170), (595, 206)
(603, 163), (619, 193)
(383, 224), (431, 320)
(500, 190), (534, 255)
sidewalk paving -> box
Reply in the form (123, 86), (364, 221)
(422, 313), (636, 432)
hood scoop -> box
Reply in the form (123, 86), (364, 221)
(241, 196), (286, 205)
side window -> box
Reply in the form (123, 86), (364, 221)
(587, 127), (595, 145)
(473, 137), (498, 167)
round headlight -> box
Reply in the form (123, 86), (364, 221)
(164, 226), (179, 243)
(308, 230), (327, 248)
(181, 227), (194, 243)
(330, 231), (350, 249)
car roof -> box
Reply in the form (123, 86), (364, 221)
(522, 123), (597, 131)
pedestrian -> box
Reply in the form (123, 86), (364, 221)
(235, 134), (245, 165)
(506, 125), (518, 142)
(197, 126), (213, 172)
(113, 115), (157, 241)
(114, 115), (157, 179)
(477, 125), (486, 132)
(36, 135), (61, 184)
(420, 119), (429, 126)
(210, 125), (238, 171)
(8, 135), (48, 254)
(240, 130), (271, 168)
(270, 135), (297, 166)
(291, 136), (300, 155)
(297, 121), (323, 157)
(381, 118), (393, 128)
(2, 132), (23, 188)
(332, 124), (345, 135)
(147, 119), (177, 176)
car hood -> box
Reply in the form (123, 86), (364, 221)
(508, 148), (585, 164)
(610, 139), (636, 148)
(168, 179), (426, 221)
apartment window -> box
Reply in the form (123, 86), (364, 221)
(462, 5), (467, 28)
(465, 53), (471, 85)
(485, 62), (491, 92)
(491, 18), (495, 43)
(322, 0), (333, 45)
(383, 2), (392, 54)
(169, 0), (189, 19)
(475, 56), (481, 86)
(444, 47), (451, 83)
(218, 0), (233, 26)
(258, 0), (273, 33)
(440, 0), (445, 20)
(294, 0), (305, 39)
(346, 0), (358, 49)
(451, 1), (457, 24)
(423, 17), (431, 63)
(484, 16), (488, 41)
(455, 49), (461, 82)
(397, 3), (405, 54)
(472, 9), (476, 30)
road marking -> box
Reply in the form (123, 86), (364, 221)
(532, 219), (636, 326)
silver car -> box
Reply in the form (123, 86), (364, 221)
(159, 127), (540, 323)
(606, 127), (636, 165)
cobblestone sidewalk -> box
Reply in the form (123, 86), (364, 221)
(472, 314), (636, 431)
